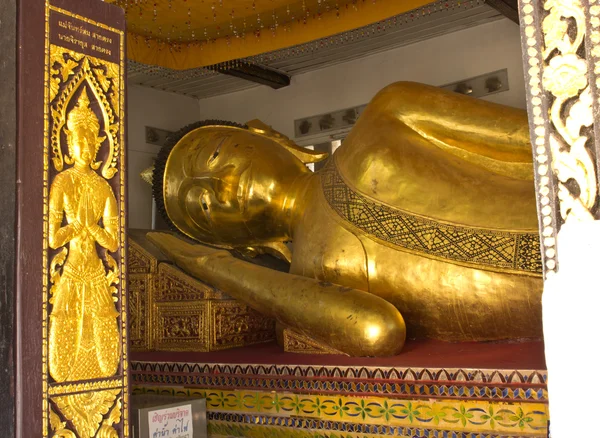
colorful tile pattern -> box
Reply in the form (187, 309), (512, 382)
(131, 360), (549, 437)
(135, 386), (548, 435)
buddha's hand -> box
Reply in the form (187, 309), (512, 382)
(147, 232), (231, 272)
(75, 190), (97, 234)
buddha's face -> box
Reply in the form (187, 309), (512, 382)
(70, 127), (97, 167)
(164, 127), (310, 246)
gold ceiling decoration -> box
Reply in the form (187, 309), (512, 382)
(109, 0), (443, 70)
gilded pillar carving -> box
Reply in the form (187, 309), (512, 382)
(42, 2), (127, 437)
(519, 0), (600, 276)
(519, 1), (600, 435)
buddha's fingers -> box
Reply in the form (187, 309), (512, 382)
(147, 232), (228, 263)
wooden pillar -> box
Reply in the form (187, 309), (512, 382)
(15, 0), (128, 436)
(518, 0), (600, 435)
(0, 0), (17, 435)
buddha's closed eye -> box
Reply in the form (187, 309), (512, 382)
(208, 138), (227, 165)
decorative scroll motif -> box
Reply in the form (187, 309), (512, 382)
(49, 378), (122, 396)
(128, 274), (151, 351)
(320, 159), (543, 275)
(128, 239), (154, 352)
(50, 407), (76, 438)
(128, 239), (157, 274)
(43, 3), (127, 437)
(163, 315), (202, 339)
(157, 263), (228, 301)
(131, 360), (548, 403)
(135, 386), (549, 436)
(283, 327), (345, 355)
(51, 390), (121, 438)
(211, 301), (276, 349)
(519, 0), (600, 275)
(207, 415), (541, 438)
(155, 302), (208, 351)
(543, 0), (597, 223)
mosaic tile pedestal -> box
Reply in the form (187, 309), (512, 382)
(131, 339), (549, 438)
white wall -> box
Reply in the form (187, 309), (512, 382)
(127, 85), (200, 229)
(196, 18), (526, 140)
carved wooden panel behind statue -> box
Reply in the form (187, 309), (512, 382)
(42, 1), (127, 436)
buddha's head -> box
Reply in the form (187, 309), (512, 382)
(65, 88), (105, 168)
(150, 120), (327, 251)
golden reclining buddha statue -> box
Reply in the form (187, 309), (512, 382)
(146, 81), (543, 357)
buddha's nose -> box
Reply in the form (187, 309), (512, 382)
(191, 165), (238, 203)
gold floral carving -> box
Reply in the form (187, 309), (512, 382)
(128, 273), (152, 351)
(51, 390), (121, 438)
(154, 302), (208, 351)
(128, 238), (157, 274)
(49, 378), (122, 396)
(541, 0), (597, 223)
(283, 328), (346, 355)
(97, 397), (122, 438)
(210, 301), (276, 350)
(48, 82), (121, 383)
(43, 4), (127, 436)
(49, 49), (121, 180)
(50, 407), (76, 438)
(158, 263), (227, 300)
(520, 0), (600, 274)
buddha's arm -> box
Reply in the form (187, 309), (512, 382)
(369, 82), (532, 164)
(147, 232), (406, 357)
(48, 179), (80, 249)
(90, 189), (119, 252)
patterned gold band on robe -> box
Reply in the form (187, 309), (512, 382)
(320, 158), (542, 275)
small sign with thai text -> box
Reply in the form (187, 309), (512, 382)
(148, 404), (193, 438)
(132, 397), (207, 438)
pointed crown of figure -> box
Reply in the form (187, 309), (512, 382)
(66, 88), (105, 159)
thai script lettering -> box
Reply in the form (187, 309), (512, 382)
(148, 404), (193, 438)
(58, 20), (91, 37)
(56, 18), (113, 57)
(58, 33), (87, 51)
(151, 408), (191, 424)
(91, 44), (112, 56)
(93, 32), (113, 44)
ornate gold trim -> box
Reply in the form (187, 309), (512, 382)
(283, 328), (346, 355)
(49, 378), (123, 396)
(209, 300), (276, 351)
(321, 158), (543, 275)
(128, 273), (153, 352)
(519, 0), (600, 276)
(157, 263), (228, 301)
(43, 2), (127, 436)
(154, 301), (209, 351)
(51, 389), (121, 438)
(128, 238), (158, 274)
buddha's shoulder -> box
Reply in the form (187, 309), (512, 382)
(51, 169), (76, 187)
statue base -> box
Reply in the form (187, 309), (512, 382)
(131, 339), (549, 438)
(128, 230), (276, 352)
(278, 324), (347, 355)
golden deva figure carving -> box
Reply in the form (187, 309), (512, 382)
(147, 82), (543, 357)
(48, 88), (120, 381)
